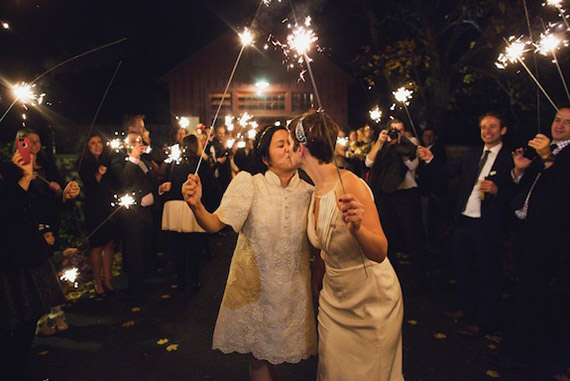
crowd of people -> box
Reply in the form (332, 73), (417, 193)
(0, 105), (568, 379)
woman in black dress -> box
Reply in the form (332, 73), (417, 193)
(79, 133), (119, 295)
(161, 134), (220, 291)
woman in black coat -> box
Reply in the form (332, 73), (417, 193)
(78, 133), (119, 295)
(161, 134), (220, 291)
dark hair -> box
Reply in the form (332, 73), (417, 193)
(253, 124), (288, 173)
(14, 128), (48, 166)
(181, 134), (200, 159)
(83, 131), (107, 164)
(479, 111), (506, 128)
(289, 109), (339, 164)
(122, 114), (145, 132)
(422, 127), (437, 135)
(386, 118), (405, 131)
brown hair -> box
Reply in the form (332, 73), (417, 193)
(289, 109), (339, 164)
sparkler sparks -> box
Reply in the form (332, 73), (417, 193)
(337, 137), (348, 147)
(393, 87), (414, 105)
(287, 17), (318, 58)
(164, 144), (183, 164)
(239, 28), (255, 47)
(2, 22), (9, 30)
(177, 116), (190, 129)
(112, 193), (136, 209)
(496, 36), (530, 69)
(12, 82), (45, 107)
(369, 106), (383, 123)
(60, 267), (79, 284)
(535, 31), (567, 56)
(238, 112), (253, 127)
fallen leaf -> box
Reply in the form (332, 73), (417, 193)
(485, 369), (500, 378)
(170, 284), (178, 289)
(122, 320), (135, 328)
(166, 344), (179, 352)
(161, 294), (171, 299)
(554, 375), (570, 381)
(38, 351), (49, 356)
(131, 307), (141, 312)
(157, 338), (169, 345)
(485, 334), (502, 344)
(487, 344), (497, 350)
(399, 261), (411, 265)
(433, 333), (447, 339)
(407, 320), (418, 326)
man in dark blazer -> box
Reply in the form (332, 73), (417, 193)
(366, 118), (426, 292)
(495, 108), (570, 367)
(118, 132), (170, 299)
(419, 112), (514, 335)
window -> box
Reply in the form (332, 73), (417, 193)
(292, 92), (314, 111)
(237, 92), (286, 111)
(210, 93), (232, 112)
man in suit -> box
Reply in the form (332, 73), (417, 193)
(366, 118), (426, 292)
(494, 108), (570, 367)
(119, 132), (170, 299)
(209, 125), (232, 192)
(419, 112), (514, 335)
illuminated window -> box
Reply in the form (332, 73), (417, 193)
(292, 92), (314, 111)
(210, 93), (232, 112)
(237, 92), (286, 111)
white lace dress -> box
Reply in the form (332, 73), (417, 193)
(212, 170), (318, 364)
(309, 180), (404, 380)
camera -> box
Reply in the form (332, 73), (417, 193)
(387, 127), (400, 140)
(522, 145), (537, 160)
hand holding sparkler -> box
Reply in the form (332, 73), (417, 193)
(63, 181), (80, 201)
(159, 182), (172, 194)
(392, 86), (420, 138)
(182, 174), (202, 208)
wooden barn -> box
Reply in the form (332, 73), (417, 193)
(161, 30), (351, 129)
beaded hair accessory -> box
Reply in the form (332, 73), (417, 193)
(256, 125), (277, 150)
(295, 116), (307, 144)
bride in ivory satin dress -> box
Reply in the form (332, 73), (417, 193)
(288, 110), (404, 381)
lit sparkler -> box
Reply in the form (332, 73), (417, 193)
(238, 112), (253, 127)
(226, 138), (236, 149)
(113, 193), (136, 209)
(60, 267), (79, 284)
(337, 137), (348, 147)
(369, 106), (383, 123)
(392, 87), (414, 105)
(287, 17), (318, 60)
(496, 36), (530, 69)
(498, 36), (561, 111)
(225, 115), (235, 131)
(177, 116), (190, 129)
(535, 30), (570, 101)
(164, 144), (183, 164)
(544, 0), (570, 30)
(237, 141), (246, 149)
(12, 82), (45, 107)
(108, 138), (123, 152)
(239, 28), (255, 47)
(248, 129), (257, 140)
(2, 22), (9, 30)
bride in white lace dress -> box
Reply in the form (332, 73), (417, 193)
(288, 110), (404, 381)
(182, 125), (317, 380)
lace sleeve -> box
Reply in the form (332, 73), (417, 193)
(214, 171), (254, 232)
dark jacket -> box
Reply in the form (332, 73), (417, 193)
(368, 137), (417, 194)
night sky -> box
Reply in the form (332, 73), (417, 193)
(0, 0), (374, 146)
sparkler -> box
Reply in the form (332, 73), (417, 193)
(1, 22), (9, 30)
(337, 137), (348, 147)
(498, 37), (560, 112)
(193, 0), (265, 175)
(535, 30), (570, 101)
(84, 193), (136, 243)
(369, 106), (383, 123)
(164, 144), (183, 164)
(12, 82), (45, 107)
(60, 267), (79, 288)
(77, 61), (123, 173)
(287, 16), (318, 61)
(177, 116), (190, 129)
(392, 86), (420, 138)
(226, 138), (236, 149)
(544, 0), (570, 31)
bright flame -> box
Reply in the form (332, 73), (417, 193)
(248, 129), (257, 140)
(225, 115), (234, 131)
(287, 17), (318, 57)
(164, 144), (183, 164)
(337, 137), (348, 147)
(496, 36), (530, 69)
(226, 138), (236, 149)
(177, 116), (190, 129)
(535, 31), (567, 55)
(12, 82), (45, 106)
(393, 87), (414, 105)
(108, 138), (122, 152)
(369, 106), (383, 123)
(117, 194), (136, 209)
(546, 0), (563, 7)
(239, 28), (254, 47)
(237, 141), (246, 148)
(2, 22), (9, 30)
(239, 112), (253, 127)
(60, 267), (79, 283)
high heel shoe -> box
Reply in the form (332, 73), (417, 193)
(94, 283), (106, 297)
(103, 283), (116, 296)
